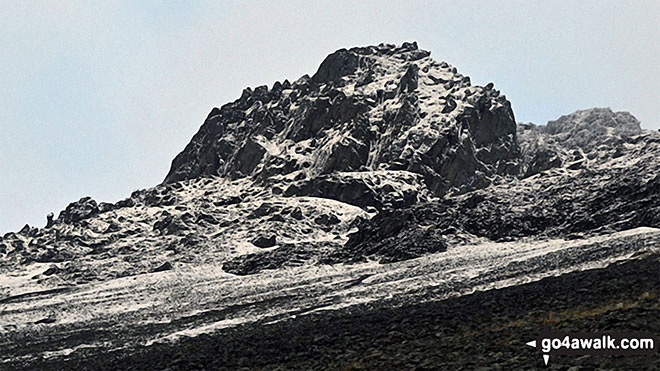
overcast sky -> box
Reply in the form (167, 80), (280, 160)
(1, 1), (658, 233)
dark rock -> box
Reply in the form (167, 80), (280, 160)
(567, 161), (585, 170)
(196, 213), (219, 225)
(290, 207), (304, 220)
(43, 265), (60, 276)
(19, 224), (38, 237)
(153, 213), (189, 235)
(103, 222), (122, 234)
(33, 248), (72, 263)
(228, 139), (267, 177)
(441, 97), (456, 113)
(34, 317), (57, 325)
(153, 213), (173, 233)
(284, 172), (424, 210)
(268, 214), (286, 222)
(251, 203), (274, 218)
(58, 197), (99, 224)
(213, 196), (242, 207)
(223, 242), (336, 275)
(326, 208), (447, 264)
(141, 186), (177, 207)
(312, 48), (362, 84)
(314, 214), (341, 226)
(153, 262), (173, 272)
(180, 234), (207, 249)
(524, 149), (563, 177)
(115, 198), (136, 208)
(45, 213), (54, 228)
(355, 69), (374, 87)
(98, 202), (115, 213)
(252, 235), (277, 248)
(399, 64), (419, 94)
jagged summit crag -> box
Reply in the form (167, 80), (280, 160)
(518, 107), (644, 177)
(164, 42), (519, 196)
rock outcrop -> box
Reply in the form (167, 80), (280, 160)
(517, 108), (643, 177)
(164, 42), (520, 195)
(346, 109), (660, 251)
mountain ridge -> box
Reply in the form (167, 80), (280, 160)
(2, 42), (658, 278)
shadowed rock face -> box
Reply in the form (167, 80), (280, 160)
(283, 171), (428, 210)
(57, 197), (99, 224)
(345, 108), (660, 253)
(164, 42), (520, 196)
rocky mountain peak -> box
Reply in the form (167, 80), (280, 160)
(2, 38), (659, 366)
(311, 42), (429, 85)
(164, 42), (520, 195)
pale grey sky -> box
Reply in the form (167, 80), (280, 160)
(1, 1), (658, 233)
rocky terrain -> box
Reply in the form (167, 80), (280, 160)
(1, 42), (658, 370)
(164, 42), (519, 195)
(8, 250), (657, 370)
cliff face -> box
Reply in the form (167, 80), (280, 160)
(164, 42), (520, 195)
(344, 108), (659, 260)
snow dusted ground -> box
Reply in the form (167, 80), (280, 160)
(1, 227), (658, 364)
(0, 175), (374, 283)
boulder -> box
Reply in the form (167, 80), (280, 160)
(58, 197), (99, 224)
(252, 235), (277, 248)
(153, 262), (173, 272)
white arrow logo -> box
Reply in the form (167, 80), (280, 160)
(527, 339), (550, 365)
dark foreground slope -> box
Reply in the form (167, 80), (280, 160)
(8, 253), (658, 370)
